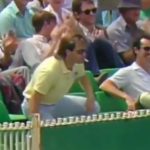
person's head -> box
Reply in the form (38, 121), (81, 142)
(118, 0), (141, 24)
(32, 11), (56, 39)
(119, 8), (140, 24)
(72, 0), (97, 26)
(57, 34), (87, 64)
(133, 34), (150, 64)
(48, 0), (65, 9)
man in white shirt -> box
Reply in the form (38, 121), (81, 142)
(44, 0), (72, 25)
(100, 34), (150, 111)
(10, 11), (57, 72)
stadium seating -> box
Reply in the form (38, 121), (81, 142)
(0, 91), (27, 123)
(69, 71), (99, 93)
(95, 91), (127, 112)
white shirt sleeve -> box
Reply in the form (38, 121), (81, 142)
(109, 67), (130, 89)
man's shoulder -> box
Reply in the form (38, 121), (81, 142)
(0, 5), (13, 18)
(114, 65), (134, 75)
(35, 56), (58, 72)
(40, 56), (58, 67)
(0, 1), (18, 16)
(107, 16), (125, 32)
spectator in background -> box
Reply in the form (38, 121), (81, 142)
(72, 0), (124, 76)
(45, 0), (72, 25)
(0, 0), (35, 39)
(10, 11), (57, 72)
(0, 33), (18, 69)
(100, 34), (150, 111)
(107, 0), (144, 66)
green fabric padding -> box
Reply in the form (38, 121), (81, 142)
(95, 91), (127, 112)
(0, 90), (4, 102)
(41, 116), (150, 150)
(100, 68), (119, 77)
(140, 9), (150, 20)
(69, 71), (99, 93)
(0, 101), (11, 123)
(0, 100), (27, 123)
(69, 92), (87, 97)
(0, 90), (27, 123)
(9, 114), (27, 122)
(98, 68), (119, 86)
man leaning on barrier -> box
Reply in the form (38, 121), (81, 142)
(21, 31), (100, 120)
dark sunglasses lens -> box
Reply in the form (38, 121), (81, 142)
(92, 8), (97, 13)
(143, 47), (150, 51)
(84, 8), (97, 15)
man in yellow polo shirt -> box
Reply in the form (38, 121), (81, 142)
(21, 34), (100, 120)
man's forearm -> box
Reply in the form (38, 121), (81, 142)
(79, 75), (95, 100)
(100, 80), (128, 100)
(29, 91), (43, 114)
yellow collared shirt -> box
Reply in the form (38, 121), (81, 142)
(23, 56), (85, 104)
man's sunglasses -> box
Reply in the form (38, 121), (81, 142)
(142, 46), (150, 52)
(82, 8), (97, 15)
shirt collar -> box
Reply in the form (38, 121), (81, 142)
(10, 1), (20, 14)
(59, 58), (71, 74)
(11, 1), (28, 15)
(131, 62), (150, 76)
(131, 62), (142, 70)
(59, 58), (80, 75)
(118, 15), (139, 31)
(78, 23), (95, 41)
(78, 23), (89, 36)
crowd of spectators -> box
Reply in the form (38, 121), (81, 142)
(0, 0), (150, 120)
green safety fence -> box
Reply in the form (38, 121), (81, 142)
(41, 113), (150, 150)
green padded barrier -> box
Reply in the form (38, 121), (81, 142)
(95, 91), (127, 112)
(0, 100), (27, 123)
(9, 114), (27, 122)
(0, 90), (27, 123)
(0, 90), (3, 102)
(98, 68), (119, 86)
(41, 115), (150, 150)
(0, 101), (11, 123)
(100, 68), (119, 77)
(69, 81), (83, 93)
(69, 71), (99, 93)
(69, 92), (87, 97)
